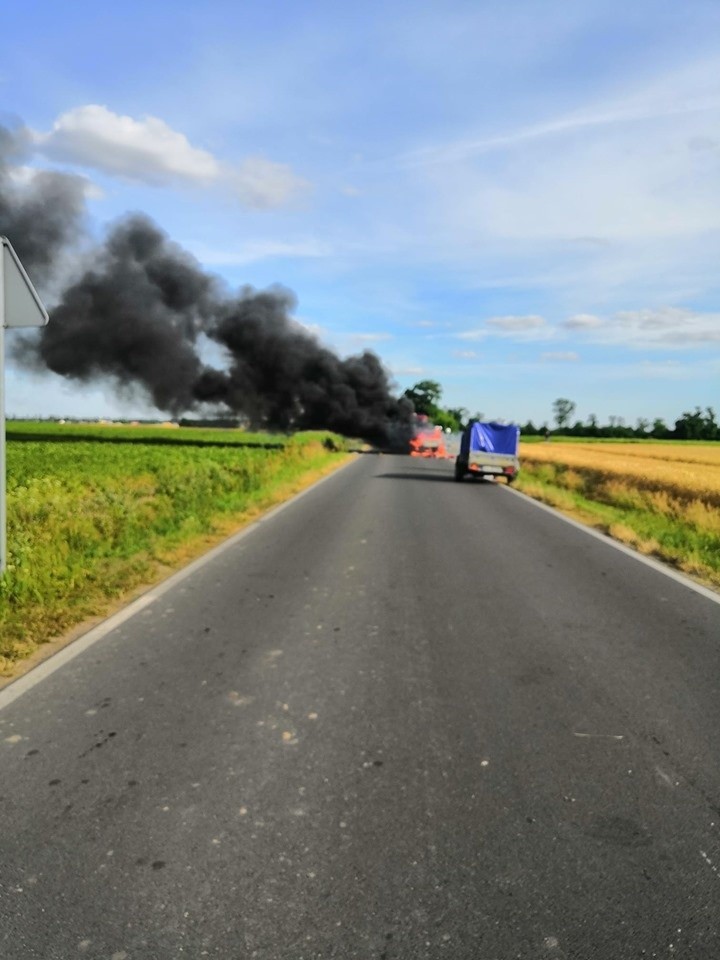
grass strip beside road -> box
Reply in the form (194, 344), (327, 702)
(0, 428), (351, 675)
(515, 441), (720, 589)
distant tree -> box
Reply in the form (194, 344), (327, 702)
(446, 407), (469, 431)
(433, 408), (463, 432)
(521, 420), (538, 435)
(552, 398), (576, 430)
(651, 418), (669, 439)
(674, 407), (705, 440)
(402, 380), (467, 431)
(704, 406), (718, 440)
(402, 380), (443, 417)
(633, 417), (650, 440)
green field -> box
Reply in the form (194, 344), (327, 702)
(1, 422), (349, 673)
(6, 420), (285, 448)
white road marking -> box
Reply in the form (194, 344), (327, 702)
(573, 732), (624, 740)
(503, 485), (720, 605)
(655, 766), (678, 788)
(0, 457), (357, 713)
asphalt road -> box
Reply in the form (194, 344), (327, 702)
(1, 454), (720, 959)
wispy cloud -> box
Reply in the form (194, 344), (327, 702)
(563, 314), (603, 329)
(349, 332), (394, 344)
(541, 351), (580, 362)
(458, 315), (551, 342)
(397, 54), (720, 319)
(190, 238), (332, 266)
(564, 306), (720, 348)
(486, 315), (546, 331)
(391, 365), (425, 376)
(228, 156), (310, 209)
(8, 162), (104, 199)
(293, 318), (325, 339)
(396, 57), (720, 169)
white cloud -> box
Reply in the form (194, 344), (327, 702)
(541, 351), (580, 362)
(456, 329), (488, 342)
(7, 163), (104, 199)
(615, 306), (696, 330)
(405, 55), (720, 307)
(486, 314), (546, 331)
(398, 55), (720, 170)
(453, 349), (478, 359)
(189, 238), (331, 266)
(33, 105), (308, 208)
(391, 365), (425, 376)
(349, 332), (394, 343)
(458, 314), (551, 343)
(291, 318), (325, 339)
(564, 313), (603, 329)
(36, 105), (220, 184)
(230, 156), (310, 209)
(7, 165), (44, 188)
(570, 306), (720, 348)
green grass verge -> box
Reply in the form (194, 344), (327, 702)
(7, 420), (283, 447)
(514, 463), (720, 589)
(0, 427), (350, 672)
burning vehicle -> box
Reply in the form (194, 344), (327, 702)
(409, 415), (449, 458)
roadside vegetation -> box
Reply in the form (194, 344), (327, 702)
(0, 423), (350, 674)
(515, 440), (720, 588)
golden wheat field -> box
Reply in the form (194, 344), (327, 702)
(519, 441), (720, 506)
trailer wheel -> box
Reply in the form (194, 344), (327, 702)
(454, 464), (465, 482)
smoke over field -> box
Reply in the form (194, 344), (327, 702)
(1, 123), (412, 443)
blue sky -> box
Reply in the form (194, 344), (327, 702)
(2, 0), (719, 426)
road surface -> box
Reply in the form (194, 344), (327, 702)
(1, 454), (719, 958)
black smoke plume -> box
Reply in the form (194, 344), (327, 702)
(0, 124), (87, 288)
(1, 124), (412, 444)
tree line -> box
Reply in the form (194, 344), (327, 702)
(524, 399), (719, 440)
(402, 382), (718, 440)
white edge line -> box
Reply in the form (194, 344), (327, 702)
(502, 484), (720, 606)
(0, 456), (359, 712)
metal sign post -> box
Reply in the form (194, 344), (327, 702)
(0, 279), (4, 576)
(0, 237), (49, 573)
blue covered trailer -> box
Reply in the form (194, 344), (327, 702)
(454, 421), (520, 483)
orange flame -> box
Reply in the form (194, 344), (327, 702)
(409, 425), (449, 458)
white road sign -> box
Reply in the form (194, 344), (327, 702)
(1, 237), (49, 328)
(0, 237), (50, 572)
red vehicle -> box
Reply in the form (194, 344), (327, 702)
(409, 416), (449, 458)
